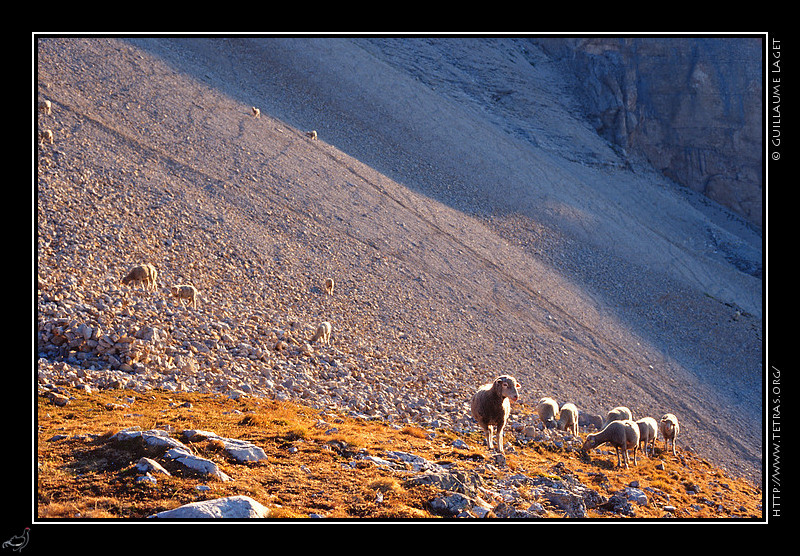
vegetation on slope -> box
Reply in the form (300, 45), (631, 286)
(37, 389), (762, 520)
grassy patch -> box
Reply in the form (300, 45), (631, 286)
(36, 388), (763, 520)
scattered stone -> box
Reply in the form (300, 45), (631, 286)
(136, 473), (158, 485)
(430, 492), (476, 517)
(136, 457), (171, 476)
(46, 392), (70, 406)
(183, 429), (268, 463)
(113, 428), (232, 480)
(149, 495), (270, 519)
(165, 448), (231, 481)
(622, 486), (649, 506)
(492, 501), (537, 518)
(602, 492), (636, 516)
(543, 488), (587, 518)
(384, 451), (443, 473)
(405, 469), (484, 498)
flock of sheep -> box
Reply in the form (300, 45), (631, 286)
(44, 96), (680, 474)
(42, 98), (332, 347)
(121, 263), (334, 346)
(470, 374), (680, 470)
(121, 263), (200, 310)
(126, 254), (679, 473)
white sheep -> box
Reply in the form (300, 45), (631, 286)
(251, 107), (261, 118)
(582, 419), (640, 468)
(535, 397), (559, 429)
(324, 277), (335, 296)
(310, 321), (332, 345)
(144, 263), (158, 290)
(170, 284), (199, 308)
(470, 375), (520, 453)
(604, 406), (633, 427)
(659, 413), (680, 456)
(635, 417), (658, 457)
(122, 263), (158, 291)
(40, 129), (54, 145)
(39, 99), (51, 115)
(305, 130), (318, 140)
(558, 402), (580, 436)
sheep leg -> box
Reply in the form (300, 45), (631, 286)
(481, 424), (493, 451)
(496, 425), (505, 453)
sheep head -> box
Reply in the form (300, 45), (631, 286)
(581, 434), (599, 452)
(493, 375), (520, 403)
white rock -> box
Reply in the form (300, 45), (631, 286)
(182, 429), (268, 463)
(149, 495), (270, 518)
(136, 457), (171, 476)
(165, 447), (231, 481)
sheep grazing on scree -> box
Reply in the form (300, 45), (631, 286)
(558, 402), (580, 436)
(535, 397), (559, 429)
(324, 278), (335, 296)
(170, 284), (199, 309)
(121, 263), (158, 291)
(603, 406), (633, 428)
(582, 419), (640, 469)
(635, 417), (658, 457)
(659, 413), (680, 456)
(471, 375), (520, 453)
(310, 321), (332, 345)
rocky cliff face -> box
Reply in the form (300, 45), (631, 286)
(534, 37), (763, 227)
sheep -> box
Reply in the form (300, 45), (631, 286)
(305, 130), (318, 140)
(40, 129), (54, 145)
(251, 106), (261, 118)
(144, 263), (158, 290)
(470, 375), (520, 453)
(310, 321), (332, 345)
(635, 417), (658, 457)
(582, 419), (640, 468)
(558, 402), (580, 436)
(170, 284), (198, 309)
(324, 277), (335, 296)
(535, 397), (559, 429)
(39, 99), (51, 115)
(603, 406), (633, 428)
(579, 413), (604, 431)
(659, 413), (680, 456)
(122, 263), (158, 291)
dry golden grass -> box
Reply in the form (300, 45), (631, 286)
(36, 388), (762, 520)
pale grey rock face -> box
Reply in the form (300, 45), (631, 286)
(534, 37), (763, 227)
